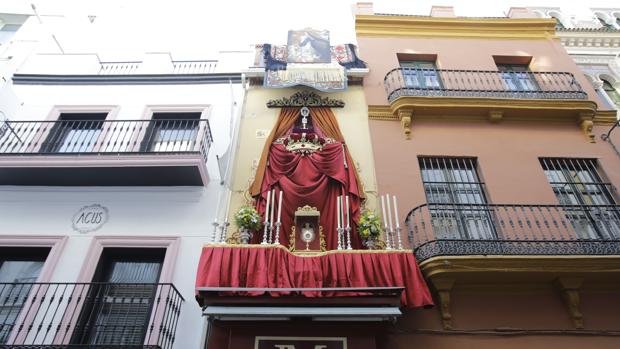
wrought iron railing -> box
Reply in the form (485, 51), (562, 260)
(0, 119), (212, 162)
(99, 61), (142, 75)
(0, 282), (184, 349)
(98, 60), (218, 75)
(384, 68), (588, 102)
(171, 60), (217, 74)
(405, 203), (620, 262)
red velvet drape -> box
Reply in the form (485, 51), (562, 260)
(195, 245), (435, 308)
(254, 142), (362, 250)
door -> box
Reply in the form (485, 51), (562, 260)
(72, 248), (165, 346)
(40, 113), (107, 153)
(140, 112), (202, 153)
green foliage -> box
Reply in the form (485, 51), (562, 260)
(358, 210), (382, 240)
(234, 206), (261, 230)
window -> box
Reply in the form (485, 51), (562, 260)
(551, 16), (564, 29)
(72, 248), (165, 346)
(42, 113), (107, 153)
(419, 157), (495, 240)
(497, 64), (539, 91)
(540, 158), (620, 239)
(142, 112), (202, 152)
(0, 247), (50, 344)
(602, 79), (620, 106)
(399, 60), (442, 89)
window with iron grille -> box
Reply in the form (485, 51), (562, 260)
(540, 158), (620, 239)
(419, 157), (495, 240)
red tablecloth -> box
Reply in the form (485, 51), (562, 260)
(195, 245), (434, 308)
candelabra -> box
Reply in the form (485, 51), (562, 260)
(345, 226), (352, 250)
(384, 223), (392, 250)
(395, 226), (403, 250)
(273, 221), (281, 245)
(219, 220), (230, 244)
(211, 221), (220, 243)
(261, 220), (270, 245)
(337, 227), (344, 250)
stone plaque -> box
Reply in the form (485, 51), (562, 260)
(72, 204), (109, 233)
(255, 337), (346, 349)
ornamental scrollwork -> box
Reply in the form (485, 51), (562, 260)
(266, 90), (345, 108)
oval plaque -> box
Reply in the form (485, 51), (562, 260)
(72, 204), (109, 233)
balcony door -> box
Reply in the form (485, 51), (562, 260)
(497, 64), (539, 92)
(72, 248), (165, 347)
(541, 158), (620, 239)
(419, 157), (495, 240)
(141, 112), (202, 153)
(399, 60), (442, 89)
(41, 113), (108, 153)
(0, 247), (49, 344)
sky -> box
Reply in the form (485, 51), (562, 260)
(6, 0), (620, 60)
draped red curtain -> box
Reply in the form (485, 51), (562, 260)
(251, 107), (365, 250)
(195, 246), (435, 308)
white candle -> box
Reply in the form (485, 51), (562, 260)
(264, 190), (271, 223)
(386, 194), (394, 232)
(393, 195), (400, 229)
(345, 195), (350, 228)
(340, 195), (345, 230)
(381, 195), (387, 226)
(276, 190), (283, 223)
(337, 196), (341, 228)
(270, 189), (275, 225)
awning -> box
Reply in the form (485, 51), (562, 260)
(202, 305), (402, 322)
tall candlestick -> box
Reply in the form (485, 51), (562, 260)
(337, 196), (342, 250)
(381, 195), (390, 249)
(269, 189), (275, 243)
(337, 196), (341, 229)
(393, 195), (403, 250)
(261, 190), (271, 244)
(381, 195), (387, 225)
(276, 190), (283, 223)
(274, 190), (283, 245)
(345, 196), (350, 228)
(386, 194), (394, 250)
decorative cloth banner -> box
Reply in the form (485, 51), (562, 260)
(264, 63), (347, 92)
(195, 245), (434, 308)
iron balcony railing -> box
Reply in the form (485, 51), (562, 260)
(0, 282), (184, 349)
(405, 203), (620, 262)
(0, 118), (212, 161)
(384, 68), (588, 102)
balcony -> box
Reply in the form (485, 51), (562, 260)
(0, 118), (212, 186)
(383, 68), (599, 131)
(406, 203), (620, 329)
(0, 282), (183, 349)
(385, 68), (588, 102)
(407, 203), (620, 262)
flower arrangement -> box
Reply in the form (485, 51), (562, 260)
(234, 206), (261, 231)
(358, 210), (382, 241)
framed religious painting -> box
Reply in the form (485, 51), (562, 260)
(286, 29), (331, 63)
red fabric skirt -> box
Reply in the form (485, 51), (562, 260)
(195, 245), (434, 308)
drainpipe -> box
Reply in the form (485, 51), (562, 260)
(601, 120), (620, 159)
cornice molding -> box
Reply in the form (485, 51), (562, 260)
(355, 15), (558, 40)
(368, 105), (397, 120)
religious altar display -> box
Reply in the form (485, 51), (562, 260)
(195, 244), (434, 308)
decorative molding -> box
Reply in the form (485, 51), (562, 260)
(554, 277), (584, 329)
(398, 109), (412, 140)
(579, 112), (596, 143)
(356, 15), (558, 40)
(266, 90), (345, 108)
(368, 105), (397, 120)
(12, 73), (242, 85)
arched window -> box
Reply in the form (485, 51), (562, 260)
(602, 79), (620, 106)
(551, 15), (564, 29)
(597, 14), (614, 29)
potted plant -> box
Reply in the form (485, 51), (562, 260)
(358, 210), (383, 249)
(234, 206), (261, 244)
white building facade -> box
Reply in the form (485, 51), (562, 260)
(0, 39), (250, 349)
(523, 7), (620, 112)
